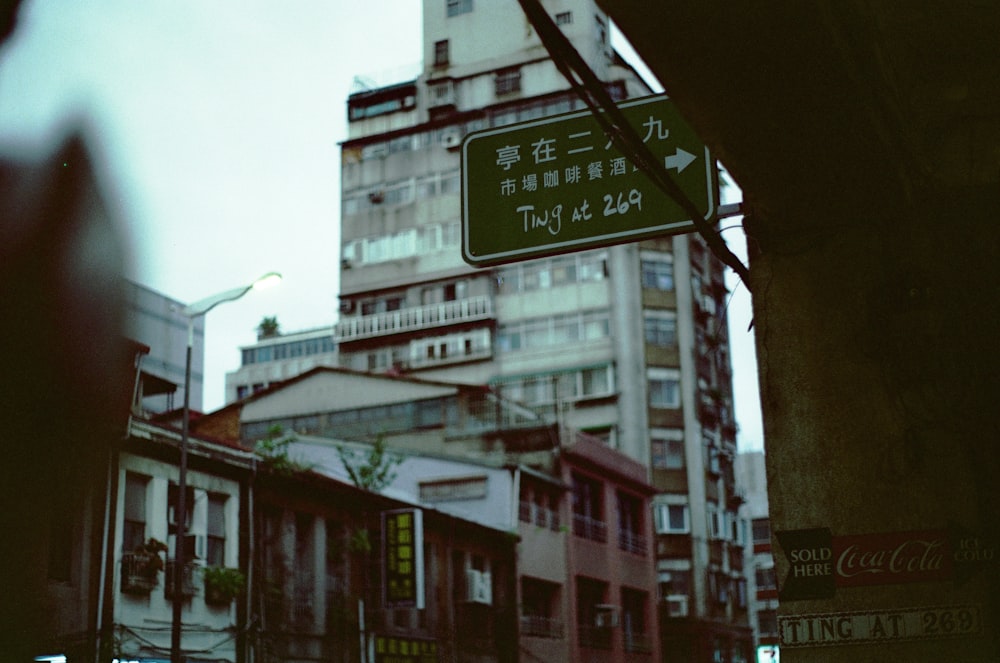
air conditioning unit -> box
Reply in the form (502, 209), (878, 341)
(441, 129), (462, 150)
(465, 569), (492, 605)
(666, 595), (689, 618)
(594, 604), (619, 628)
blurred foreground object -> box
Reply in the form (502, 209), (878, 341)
(0, 132), (130, 659)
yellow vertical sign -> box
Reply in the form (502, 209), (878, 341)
(382, 508), (424, 609)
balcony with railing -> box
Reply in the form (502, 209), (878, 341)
(618, 529), (648, 556)
(335, 295), (493, 342)
(518, 500), (561, 532)
(623, 630), (654, 654)
(572, 514), (608, 543)
(120, 552), (161, 595)
(164, 560), (199, 600)
(521, 615), (565, 639)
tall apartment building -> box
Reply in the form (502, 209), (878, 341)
(334, 1), (750, 660)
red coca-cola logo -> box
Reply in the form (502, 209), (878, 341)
(833, 530), (953, 587)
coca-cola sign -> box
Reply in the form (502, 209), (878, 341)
(775, 525), (996, 601)
(833, 530), (952, 587)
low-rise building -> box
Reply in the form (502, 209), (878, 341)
(200, 365), (662, 663)
(224, 326), (337, 403)
(110, 417), (255, 662)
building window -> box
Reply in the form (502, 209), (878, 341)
(755, 566), (777, 592)
(495, 67), (522, 96)
(521, 577), (562, 638)
(653, 500), (690, 534)
(709, 571), (731, 605)
(641, 254), (674, 291)
(651, 429), (685, 469)
(576, 577), (611, 649)
(644, 310), (677, 347)
(572, 474), (606, 542)
(758, 609), (779, 636)
(497, 311), (611, 353)
(621, 588), (650, 652)
(123, 472), (149, 553)
(206, 494), (226, 567)
(658, 567), (692, 602)
(752, 517), (772, 550)
(434, 39), (449, 66)
(708, 504), (725, 540)
(648, 368), (681, 408)
(446, 0), (472, 17)
(497, 251), (606, 294)
(555, 11), (572, 25)
(617, 492), (645, 555)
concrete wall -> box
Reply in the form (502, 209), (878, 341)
(752, 188), (1000, 660)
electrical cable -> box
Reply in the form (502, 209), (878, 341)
(515, 0), (752, 292)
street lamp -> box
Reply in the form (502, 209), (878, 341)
(171, 271), (281, 663)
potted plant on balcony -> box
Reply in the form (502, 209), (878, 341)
(201, 566), (246, 606)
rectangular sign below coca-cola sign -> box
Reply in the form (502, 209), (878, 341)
(775, 525), (996, 601)
(779, 604), (983, 648)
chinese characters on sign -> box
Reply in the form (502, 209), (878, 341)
(461, 94), (715, 266)
(382, 508), (425, 610)
(374, 634), (438, 663)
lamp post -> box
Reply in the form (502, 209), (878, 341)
(170, 272), (281, 663)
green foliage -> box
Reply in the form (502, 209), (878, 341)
(255, 425), (309, 475)
(201, 566), (245, 597)
(257, 315), (280, 339)
(348, 528), (372, 555)
(336, 435), (402, 492)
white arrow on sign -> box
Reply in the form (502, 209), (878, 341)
(664, 147), (697, 173)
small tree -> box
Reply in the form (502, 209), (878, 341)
(336, 435), (402, 492)
(257, 315), (280, 340)
(255, 425), (309, 475)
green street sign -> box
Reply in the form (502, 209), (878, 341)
(461, 94), (715, 267)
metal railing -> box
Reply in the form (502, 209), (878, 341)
(521, 615), (564, 639)
(518, 501), (561, 531)
(335, 295), (493, 342)
(623, 631), (654, 653)
(164, 560), (199, 599)
(572, 514), (607, 543)
(120, 552), (160, 594)
(618, 529), (647, 556)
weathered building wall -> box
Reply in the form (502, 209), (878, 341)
(750, 186), (999, 660)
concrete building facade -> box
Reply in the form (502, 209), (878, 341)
(335, 1), (749, 660)
(224, 325), (337, 403)
(218, 366), (662, 663)
(125, 281), (203, 414)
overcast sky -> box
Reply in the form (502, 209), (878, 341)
(0, 0), (763, 451)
